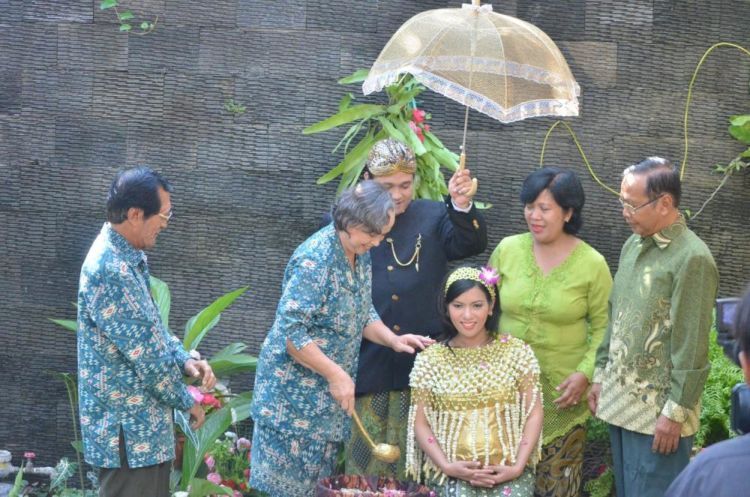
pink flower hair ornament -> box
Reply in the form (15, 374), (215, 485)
(479, 266), (500, 287)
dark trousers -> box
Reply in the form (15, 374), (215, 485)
(98, 431), (171, 497)
(608, 424), (693, 497)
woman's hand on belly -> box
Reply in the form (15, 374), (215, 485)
(443, 461), (496, 487)
(483, 463), (524, 486)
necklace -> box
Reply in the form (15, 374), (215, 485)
(386, 233), (422, 272)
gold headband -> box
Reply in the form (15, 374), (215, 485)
(368, 158), (417, 177)
(444, 266), (499, 303)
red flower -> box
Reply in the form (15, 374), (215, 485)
(222, 480), (237, 490)
(409, 121), (425, 142)
(201, 393), (221, 409)
(412, 108), (426, 124)
(240, 482), (248, 491)
(423, 124), (431, 133)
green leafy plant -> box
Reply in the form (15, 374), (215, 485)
(99, 0), (157, 34)
(583, 467), (614, 497)
(174, 393), (253, 494)
(695, 329), (744, 448)
(46, 458), (98, 497)
(582, 417), (614, 497)
(303, 69), (462, 201)
(224, 99), (247, 118)
(8, 460), (26, 497)
(52, 372), (87, 494)
(202, 432), (259, 496)
(48, 458), (76, 493)
(51, 276), (256, 380)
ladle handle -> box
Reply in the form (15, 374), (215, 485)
(351, 410), (377, 449)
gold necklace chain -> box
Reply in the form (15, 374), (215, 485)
(386, 233), (422, 272)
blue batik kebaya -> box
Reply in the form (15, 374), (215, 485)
(249, 223), (381, 496)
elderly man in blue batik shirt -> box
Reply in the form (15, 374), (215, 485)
(77, 167), (216, 497)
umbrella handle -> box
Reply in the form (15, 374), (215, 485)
(458, 152), (479, 197)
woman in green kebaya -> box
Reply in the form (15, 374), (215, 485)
(489, 167), (613, 497)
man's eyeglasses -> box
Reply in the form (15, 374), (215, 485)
(619, 195), (663, 214)
(157, 210), (173, 223)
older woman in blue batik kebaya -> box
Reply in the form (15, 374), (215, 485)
(249, 180), (434, 497)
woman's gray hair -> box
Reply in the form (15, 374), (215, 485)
(331, 180), (394, 235)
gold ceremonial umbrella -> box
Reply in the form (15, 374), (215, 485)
(362, 0), (580, 192)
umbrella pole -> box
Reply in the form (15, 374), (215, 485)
(459, 0), (480, 196)
(459, 105), (470, 171)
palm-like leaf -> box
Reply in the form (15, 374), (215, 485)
(208, 342), (258, 377)
(49, 318), (77, 332)
(183, 287), (249, 351)
(150, 275), (172, 329)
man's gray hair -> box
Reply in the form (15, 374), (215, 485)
(331, 180), (394, 235)
(623, 156), (682, 207)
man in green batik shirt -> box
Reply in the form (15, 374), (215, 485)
(588, 157), (718, 497)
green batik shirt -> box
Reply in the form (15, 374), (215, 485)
(593, 216), (718, 436)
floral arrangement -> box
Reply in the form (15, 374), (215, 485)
(202, 432), (256, 497)
(188, 384), (223, 412)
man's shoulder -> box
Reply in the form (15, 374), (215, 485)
(621, 233), (641, 251)
(696, 435), (750, 463)
(667, 435), (750, 496)
(81, 233), (120, 279)
(668, 228), (717, 276)
(676, 227), (715, 257)
(407, 198), (444, 215)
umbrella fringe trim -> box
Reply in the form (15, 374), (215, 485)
(364, 69), (579, 124)
(418, 72), (579, 123)
(364, 56), (580, 96)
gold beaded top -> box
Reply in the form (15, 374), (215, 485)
(406, 335), (542, 483)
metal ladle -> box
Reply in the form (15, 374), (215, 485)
(351, 410), (401, 463)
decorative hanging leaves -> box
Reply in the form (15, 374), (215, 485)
(303, 69), (460, 201)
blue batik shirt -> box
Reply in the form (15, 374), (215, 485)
(251, 224), (381, 441)
(77, 223), (195, 468)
